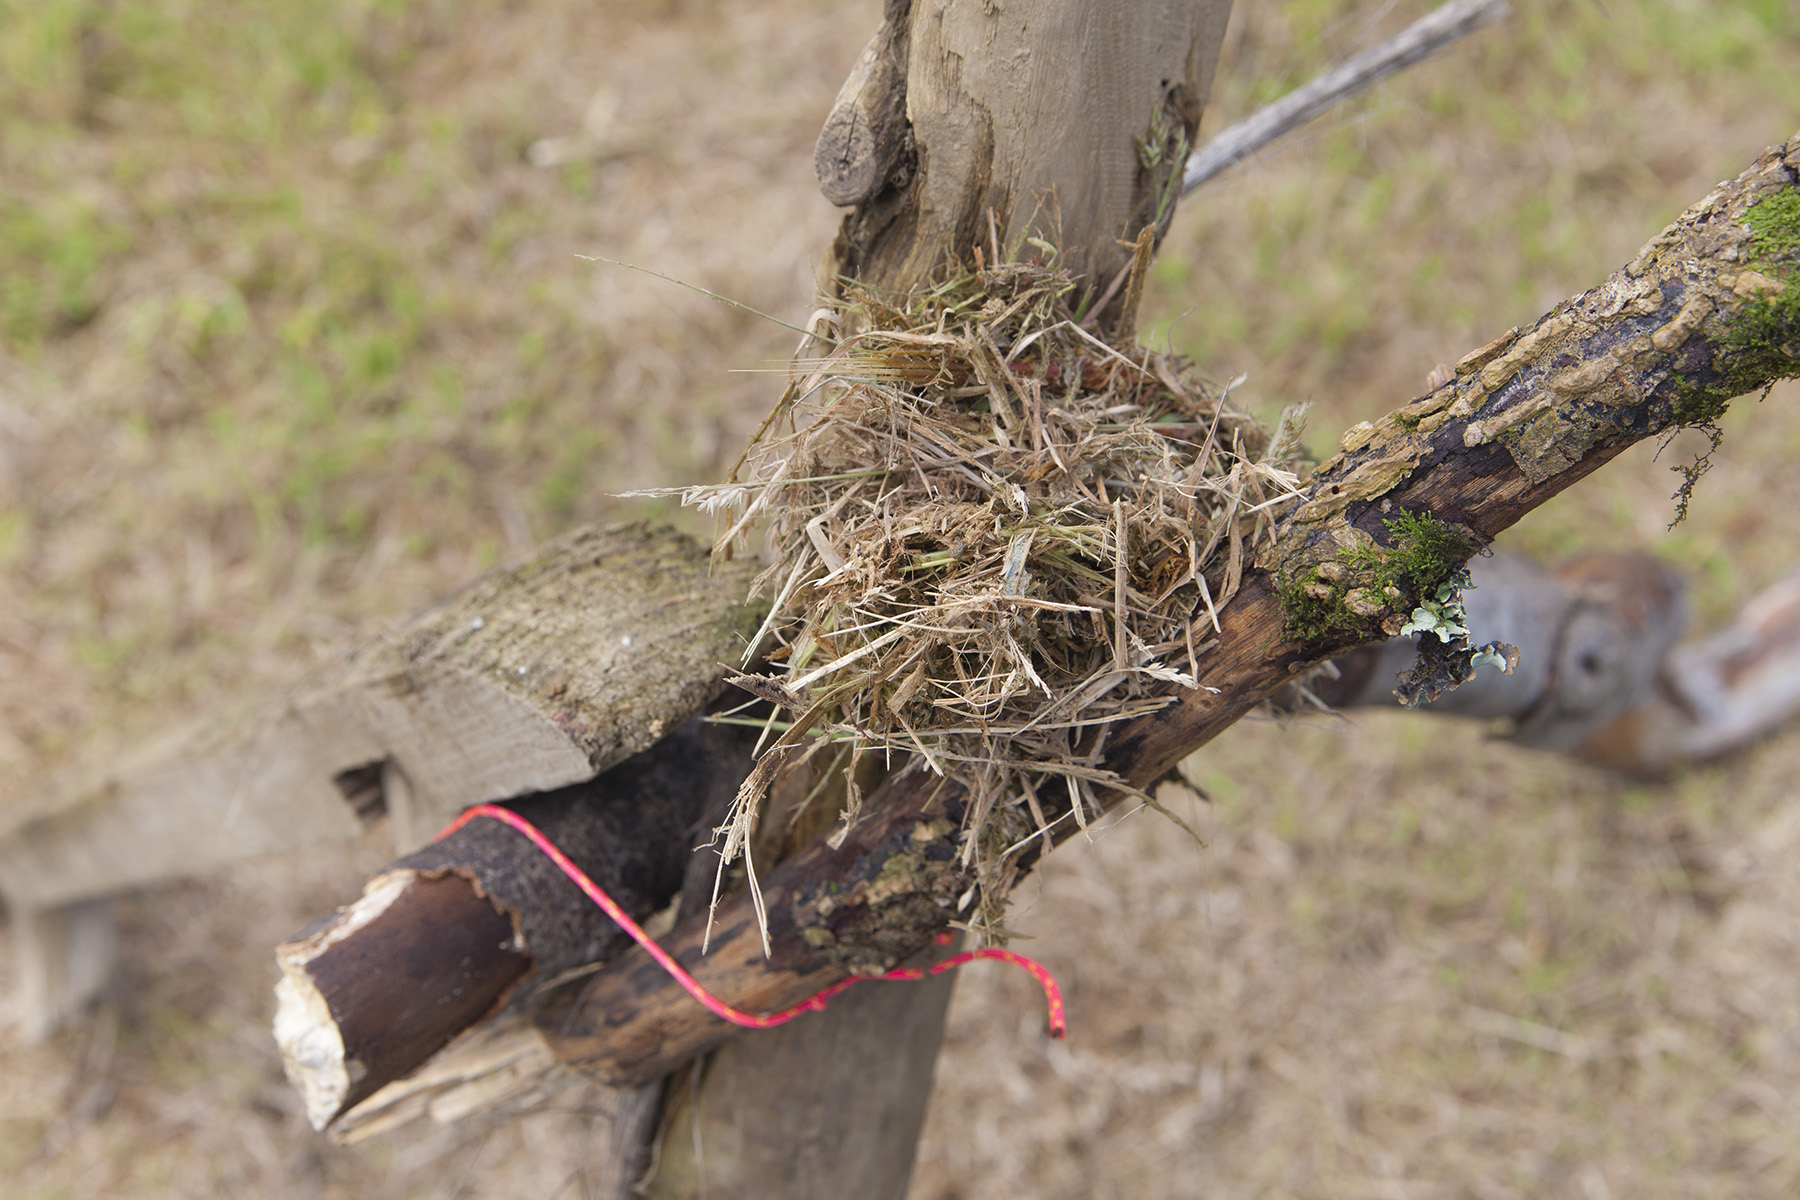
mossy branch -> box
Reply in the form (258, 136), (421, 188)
(540, 130), (1800, 1088)
(1273, 130), (1800, 650)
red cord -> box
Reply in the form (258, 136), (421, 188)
(436, 803), (1065, 1037)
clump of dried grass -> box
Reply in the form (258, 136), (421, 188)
(678, 258), (1303, 941)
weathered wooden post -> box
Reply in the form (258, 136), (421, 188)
(290, 2), (1240, 1191)
(634, 5), (1235, 1193)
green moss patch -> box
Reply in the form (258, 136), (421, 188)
(1281, 510), (1485, 644)
(1718, 188), (1800, 392)
(1662, 185), (1800, 523)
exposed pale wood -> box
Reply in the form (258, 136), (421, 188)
(8, 899), (116, 1042)
(331, 1012), (572, 1143)
(0, 522), (762, 914)
(828, 0), (1233, 334)
(274, 715), (756, 1130)
(538, 131), (1800, 1087)
(329, 1009), (659, 1200)
(275, 870), (529, 1130)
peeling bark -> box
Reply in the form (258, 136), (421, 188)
(274, 713), (756, 1130)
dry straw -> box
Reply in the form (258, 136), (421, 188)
(666, 255), (1303, 945)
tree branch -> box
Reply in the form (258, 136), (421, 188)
(1183, 0), (1511, 193)
(275, 716), (756, 1129)
(537, 129), (1800, 1087)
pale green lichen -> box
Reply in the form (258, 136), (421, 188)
(1399, 579), (1472, 643)
(1279, 513), (1515, 708)
(1388, 568), (1518, 708)
(1279, 509), (1484, 644)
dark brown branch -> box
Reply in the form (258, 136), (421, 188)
(537, 131), (1800, 1086)
(275, 716), (756, 1128)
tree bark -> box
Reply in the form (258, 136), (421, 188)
(0, 522), (761, 912)
(0, 520), (760, 1039)
(257, 2), (1235, 1170)
(274, 714), (756, 1130)
(535, 129), (1800, 1087)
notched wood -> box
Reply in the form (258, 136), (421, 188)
(815, 0), (915, 207)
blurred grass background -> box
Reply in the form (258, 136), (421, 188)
(2, 0), (1799, 1196)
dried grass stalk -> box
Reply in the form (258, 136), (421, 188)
(677, 260), (1302, 941)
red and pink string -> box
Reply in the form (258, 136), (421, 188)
(437, 802), (1065, 1037)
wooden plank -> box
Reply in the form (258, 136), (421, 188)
(642, 964), (958, 1200)
(0, 522), (763, 912)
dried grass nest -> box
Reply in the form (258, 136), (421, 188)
(677, 260), (1303, 937)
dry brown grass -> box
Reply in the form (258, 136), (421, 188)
(4, 0), (1800, 1197)
(679, 261), (1298, 937)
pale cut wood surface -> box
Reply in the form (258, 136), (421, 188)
(0, 522), (762, 914)
(331, 1012), (576, 1143)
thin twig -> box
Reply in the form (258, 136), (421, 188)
(1182, 0), (1510, 194)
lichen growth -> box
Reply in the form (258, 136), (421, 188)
(1389, 569), (1519, 708)
(1280, 510), (1513, 706)
(1399, 578), (1473, 642)
(1280, 509), (1485, 644)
